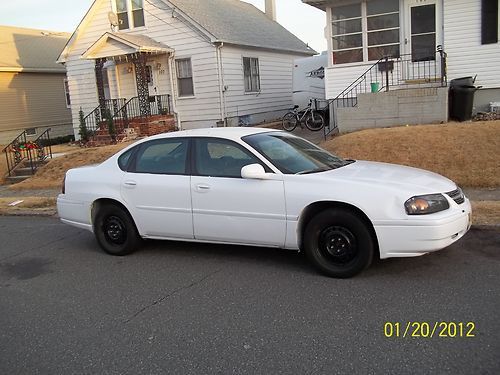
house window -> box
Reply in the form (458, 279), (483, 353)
(243, 57), (260, 92)
(366, 0), (400, 61)
(63, 79), (71, 107)
(176, 58), (194, 97)
(114, 0), (145, 30)
(481, 0), (499, 44)
(331, 0), (400, 64)
(331, 4), (363, 64)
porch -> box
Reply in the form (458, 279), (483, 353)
(80, 33), (177, 144)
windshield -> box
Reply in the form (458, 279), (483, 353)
(243, 132), (354, 174)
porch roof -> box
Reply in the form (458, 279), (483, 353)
(301, 1), (329, 11)
(81, 32), (173, 60)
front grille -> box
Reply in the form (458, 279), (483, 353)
(446, 188), (465, 205)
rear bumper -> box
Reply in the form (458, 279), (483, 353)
(57, 195), (93, 232)
(375, 200), (472, 259)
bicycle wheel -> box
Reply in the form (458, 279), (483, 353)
(305, 111), (325, 131)
(282, 112), (298, 131)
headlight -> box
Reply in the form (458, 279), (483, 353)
(405, 194), (450, 215)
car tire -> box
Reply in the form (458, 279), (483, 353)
(304, 208), (374, 278)
(94, 204), (141, 256)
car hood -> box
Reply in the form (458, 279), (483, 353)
(315, 160), (457, 194)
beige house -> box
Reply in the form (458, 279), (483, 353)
(0, 25), (73, 144)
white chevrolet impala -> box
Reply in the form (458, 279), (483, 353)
(57, 128), (471, 278)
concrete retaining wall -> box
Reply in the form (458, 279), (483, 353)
(337, 87), (448, 133)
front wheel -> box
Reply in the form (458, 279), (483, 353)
(94, 204), (141, 256)
(305, 111), (325, 131)
(282, 112), (298, 131)
(304, 208), (374, 278)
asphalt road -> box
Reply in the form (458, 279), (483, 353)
(0, 216), (499, 375)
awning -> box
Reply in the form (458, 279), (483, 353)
(81, 32), (173, 60)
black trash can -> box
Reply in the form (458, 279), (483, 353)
(449, 77), (479, 122)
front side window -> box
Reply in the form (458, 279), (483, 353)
(176, 58), (194, 97)
(194, 138), (262, 178)
(332, 4), (363, 64)
(133, 138), (188, 175)
(243, 57), (260, 92)
(243, 132), (352, 175)
(367, 0), (400, 61)
(115, 0), (144, 30)
(331, 0), (400, 64)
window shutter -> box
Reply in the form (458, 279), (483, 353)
(481, 0), (499, 44)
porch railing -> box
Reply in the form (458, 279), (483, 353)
(82, 98), (127, 135)
(323, 47), (447, 137)
(2, 128), (53, 177)
(113, 94), (171, 128)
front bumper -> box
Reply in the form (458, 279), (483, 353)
(375, 199), (472, 259)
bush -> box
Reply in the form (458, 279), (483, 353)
(79, 108), (89, 142)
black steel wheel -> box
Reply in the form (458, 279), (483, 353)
(304, 208), (374, 278)
(304, 111), (325, 131)
(94, 204), (141, 256)
(282, 112), (298, 131)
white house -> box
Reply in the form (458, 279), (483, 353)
(57, 0), (316, 139)
(303, 0), (500, 132)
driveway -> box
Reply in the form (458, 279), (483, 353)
(0, 216), (499, 374)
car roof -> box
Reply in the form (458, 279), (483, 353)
(146, 126), (279, 142)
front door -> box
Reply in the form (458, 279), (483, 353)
(190, 138), (287, 247)
(404, 0), (443, 80)
(405, 0), (442, 62)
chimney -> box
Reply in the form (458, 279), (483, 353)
(265, 0), (276, 21)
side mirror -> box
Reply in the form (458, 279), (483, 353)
(241, 164), (268, 180)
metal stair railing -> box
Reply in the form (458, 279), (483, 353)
(323, 47), (447, 138)
(2, 128), (53, 177)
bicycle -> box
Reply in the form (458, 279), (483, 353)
(282, 99), (326, 132)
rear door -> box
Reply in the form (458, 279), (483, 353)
(190, 137), (286, 247)
(120, 137), (193, 239)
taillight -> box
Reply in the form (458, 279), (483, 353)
(62, 175), (66, 194)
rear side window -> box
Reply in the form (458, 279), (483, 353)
(134, 138), (188, 175)
(118, 149), (134, 171)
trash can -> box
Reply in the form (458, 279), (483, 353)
(449, 76), (479, 122)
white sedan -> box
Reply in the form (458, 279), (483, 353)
(57, 127), (471, 278)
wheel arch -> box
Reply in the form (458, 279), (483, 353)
(91, 198), (139, 233)
(297, 201), (380, 258)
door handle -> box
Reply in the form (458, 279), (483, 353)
(123, 180), (137, 188)
(195, 184), (211, 192)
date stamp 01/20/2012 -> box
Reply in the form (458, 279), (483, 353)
(384, 322), (476, 338)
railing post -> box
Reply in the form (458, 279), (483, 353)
(385, 56), (390, 92)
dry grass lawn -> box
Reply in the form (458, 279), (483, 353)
(8, 142), (132, 190)
(0, 197), (56, 215)
(471, 201), (500, 226)
(322, 121), (500, 188)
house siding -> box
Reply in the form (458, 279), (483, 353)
(63, 0), (220, 133)
(221, 45), (297, 123)
(0, 72), (73, 144)
(443, 0), (500, 89)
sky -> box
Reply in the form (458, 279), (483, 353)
(0, 0), (327, 52)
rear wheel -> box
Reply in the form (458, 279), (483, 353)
(282, 112), (298, 131)
(305, 111), (325, 131)
(94, 204), (141, 256)
(304, 208), (374, 278)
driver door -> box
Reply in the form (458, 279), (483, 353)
(190, 138), (286, 247)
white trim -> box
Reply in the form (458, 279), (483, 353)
(63, 78), (71, 108)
